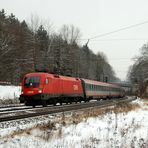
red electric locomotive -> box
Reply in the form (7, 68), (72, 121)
(20, 72), (84, 107)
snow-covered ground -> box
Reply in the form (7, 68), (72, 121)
(0, 98), (148, 148)
(0, 85), (148, 147)
(0, 85), (21, 100)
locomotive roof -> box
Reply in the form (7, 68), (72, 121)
(25, 72), (81, 81)
(25, 72), (49, 77)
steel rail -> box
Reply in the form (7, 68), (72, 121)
(0, 104), (24, 109)
(0, 106), (33, 113)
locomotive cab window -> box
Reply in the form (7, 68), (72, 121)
(24, 76), (40, 88)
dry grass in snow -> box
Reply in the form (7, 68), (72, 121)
(0, 98), (20, 105)
(0, 98), (148, 148)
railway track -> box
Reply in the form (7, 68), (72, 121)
(0, 105), (32, 113)
(0, 96), (136, 123)
(0, 103), (24, 109)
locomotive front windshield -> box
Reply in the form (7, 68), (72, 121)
(24, 76), (40, 88)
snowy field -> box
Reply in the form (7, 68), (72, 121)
(0, 97), (148, 148)
(0, 85), (21, 105)
(0, 85), (21, 100)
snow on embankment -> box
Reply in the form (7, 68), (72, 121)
(0, 99), (148, 147)
(0, 85), (21, 100)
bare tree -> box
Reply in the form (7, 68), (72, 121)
(27, 13), (54, 35)
(128, 43), (148, 96)
(59, 24), (81, 44)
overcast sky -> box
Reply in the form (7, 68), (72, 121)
(1, 0), (148, 80)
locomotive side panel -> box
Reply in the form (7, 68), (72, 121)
(62, 78), (83, 97)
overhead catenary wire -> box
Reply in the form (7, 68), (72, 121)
(82, 20), (148, 41)
(88, 38), (148, 42)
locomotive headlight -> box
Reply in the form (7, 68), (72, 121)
(38, 88), (42, 93)
(38, 90), (42, 93)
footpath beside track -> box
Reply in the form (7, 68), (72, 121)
(0, 96), (136, 123)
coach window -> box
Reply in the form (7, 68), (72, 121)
(101, 86), (103, 91)
(104, 86), (106, 91)
(86, 85), (88, 90)
(89, 85), (91, 90)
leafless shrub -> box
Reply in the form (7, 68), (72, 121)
(3, 128), (27, 140)
(114, 102), (140, 113)
(71, 112), (82, 125)
(83, 144), (92, 148)
(143, 97), (148, 100)
(1, 121), (56, 142)
(36, 131), (52, 141)
(57, 127), (63, 138)
(26, 129), (31, 135)
(90, 137), (100, 145)
(35, 121), (56, 131)
(61, 111), (66, 126)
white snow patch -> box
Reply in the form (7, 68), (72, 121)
(0, 85), (21, 100)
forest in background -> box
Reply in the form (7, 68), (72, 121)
(0, 9), (119, 85)
(0, 9), (147, 96)
(128, 44), (148, 97)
